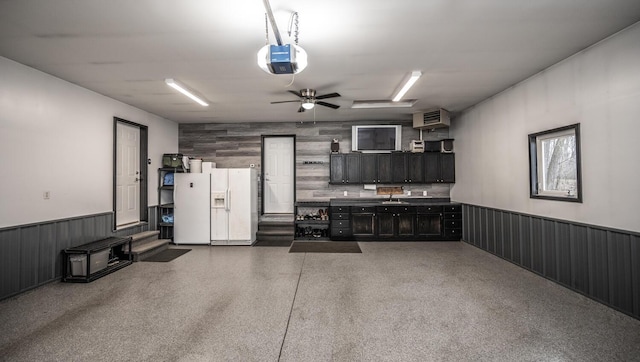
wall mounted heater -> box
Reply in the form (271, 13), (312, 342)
(413, 108), (450, 129)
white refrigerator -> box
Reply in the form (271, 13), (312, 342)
(210, 168), (258, 245)
(173, 173), (211, 245)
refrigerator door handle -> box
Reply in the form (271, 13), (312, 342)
(225, 189), (230, 211)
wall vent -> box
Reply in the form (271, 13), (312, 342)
(413, 108), (450, 129)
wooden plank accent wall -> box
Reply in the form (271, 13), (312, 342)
(0, 208), (156, 301)
(462, 203), (640, 320)
(179, 120), (452, 207)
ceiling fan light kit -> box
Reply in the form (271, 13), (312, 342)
(271, 88), (341, 112)
(164, 78), (209, 106)
(392, 71), (422, 102)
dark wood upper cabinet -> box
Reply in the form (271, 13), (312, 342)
(440, 153), (455, 183)
(391, 153), (424, 183)
(330, 152), (454, 184)
(425, 153), (455, 183)
(360, 153), (378, 183)
(407, 153), (425, 183)
(330, 153), (361, 184)
(376, 154), (393, 183)
(330, 154), (345, 184)
(391, 153), (408, 183)
(344, 153), (361, 183)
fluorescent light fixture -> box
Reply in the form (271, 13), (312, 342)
(392, 71), (422, 102)
(164, 78), (209, 106)
(301, 100), (315, 110)
(351, 100), (417, 109)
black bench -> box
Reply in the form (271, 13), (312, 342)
(62, 236), (132, 282)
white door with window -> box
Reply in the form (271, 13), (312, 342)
(263, 137), (294, 214)
(116, 123), (140, 226)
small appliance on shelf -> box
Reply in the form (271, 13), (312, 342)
(410, 140), (424, 153)
(331, 139), (340, 153)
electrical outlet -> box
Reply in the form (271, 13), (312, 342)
(343, 191), (348, 196)
(423, 191), (427, 196)
(407, 191), (411, 196)
(43, 191), (50, 200)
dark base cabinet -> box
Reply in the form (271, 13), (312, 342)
(329, 200), (462, 241)
(351, 206), (376, 238)
(330, 206), (352, 240)
(443, 204), (462, 239)
(416, 205), (443, 238)
(377, 205), (416, 239)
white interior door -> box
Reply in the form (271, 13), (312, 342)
(263, 137), (294, 214)
(116, 123), (140, 227)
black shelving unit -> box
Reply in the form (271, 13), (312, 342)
(295, 201), (330, 240)
(158, 166), (184, 241)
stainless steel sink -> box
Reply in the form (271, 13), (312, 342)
(381, 200), (409, 204)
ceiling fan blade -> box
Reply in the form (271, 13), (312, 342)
(316, 92), (341, 100)
(316, 101), (340, 109)
(297, 106), (305, 113)
(288, 90), (303, 98)
(271, 100), (300, 104)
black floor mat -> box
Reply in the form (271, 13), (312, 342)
(142, 248), (191, 262)
(289, 241), (362, 253)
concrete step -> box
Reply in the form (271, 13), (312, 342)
(129, 238), (171, 262)
(260, 214), (294, 223)
(131, 230), (160, 245)
(123, 230), (160, 252)
(257, 229), (295, 236)
(255, 223), (294, 243)
(258, 221), (294, 231)
(255, 232), (294, 243)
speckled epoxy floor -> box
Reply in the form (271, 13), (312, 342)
(1, 242), (639, 361)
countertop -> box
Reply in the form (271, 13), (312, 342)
(329, 197), (456, 206)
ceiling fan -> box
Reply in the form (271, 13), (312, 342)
(271, 89), (341, 112)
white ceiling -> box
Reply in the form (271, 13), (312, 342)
(1, 0), (639, 124)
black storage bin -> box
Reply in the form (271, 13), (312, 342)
(424, 141), (441, 152)
(162, 153), (183, 168)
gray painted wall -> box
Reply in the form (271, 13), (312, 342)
(0, 56), (179, 229)
(463, 203), (640, 320)
(452, 23), (640, 320)
(0, 209), (156, 301)
(450, 22), (640, 233)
